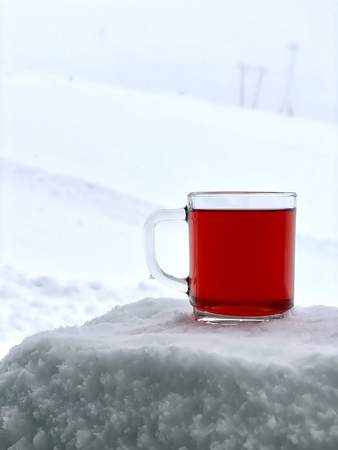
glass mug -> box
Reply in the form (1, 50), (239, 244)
(145, 192), (296, 323)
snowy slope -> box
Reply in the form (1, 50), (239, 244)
(2, 298), (338, 449)
(2, 73), (338, 240)
(2, 0), (337, 121)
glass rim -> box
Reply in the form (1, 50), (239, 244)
(187, 191), (297, 210)
(188, 191), (297, 198)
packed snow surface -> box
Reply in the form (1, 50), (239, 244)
(1, 298), (338, 449)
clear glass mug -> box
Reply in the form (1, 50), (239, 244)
(145, 192), (296, 323)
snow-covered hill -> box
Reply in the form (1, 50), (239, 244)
(2, 0), (337, 121)
(2, 73), (337, 240)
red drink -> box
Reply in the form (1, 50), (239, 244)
(188, 209), (296, 317)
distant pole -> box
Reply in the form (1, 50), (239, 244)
(252, 66), (267, 109)
(238, 63), (248, 107)
(280, 43), (299, 115)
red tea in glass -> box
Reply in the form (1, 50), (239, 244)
(145, 192), (296, 323)
(189, 208), (295, 318)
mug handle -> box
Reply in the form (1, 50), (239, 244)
(144, 208), (188, 293)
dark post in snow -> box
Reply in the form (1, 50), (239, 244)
(279, 43), (299, 116)
(238, 64), (267, 110)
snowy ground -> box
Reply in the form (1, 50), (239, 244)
(2, 298), (338, 449)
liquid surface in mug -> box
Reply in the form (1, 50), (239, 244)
(188, 209), (296, 317)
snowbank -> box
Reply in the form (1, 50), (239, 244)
(1, 298), (338, 449)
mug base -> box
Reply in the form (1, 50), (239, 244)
(193, 307), (288, 324)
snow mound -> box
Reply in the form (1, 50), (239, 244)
(1, 298), (338, 449)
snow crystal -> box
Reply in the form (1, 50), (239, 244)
(1, 298), (338, 449)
